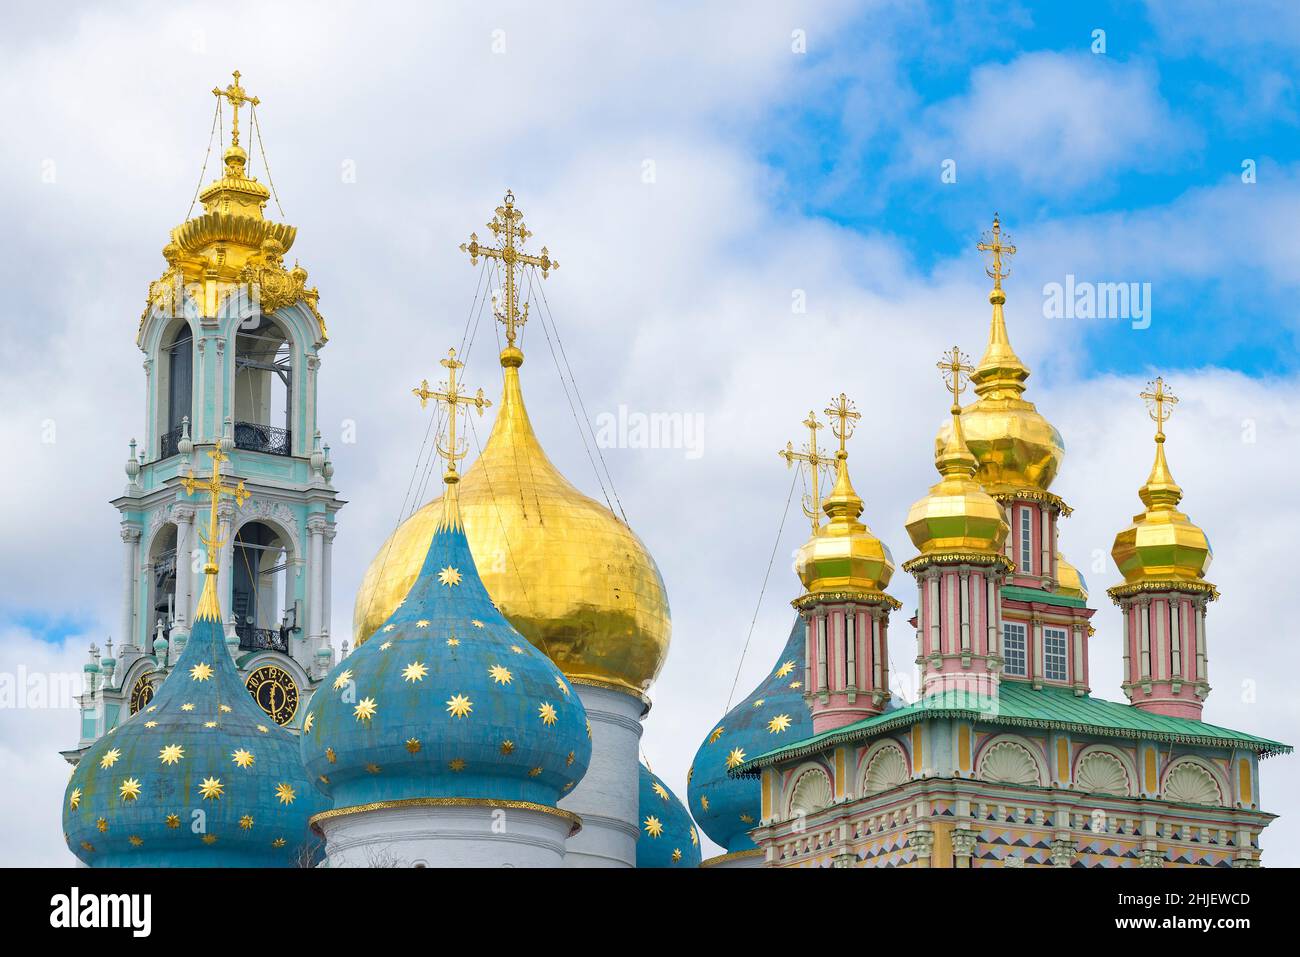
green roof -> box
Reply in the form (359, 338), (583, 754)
(1001, 585), (1087, 608)
(738, 683), (1291, 773)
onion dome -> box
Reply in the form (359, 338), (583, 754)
(63, 541), (323, 866)
(795, 451), (895, 598)
(687, 619), (812, 854)
(1055, 552), (1089, 601)
(637, 763), (701, 868)
(305, 467), (592, 814)
(1110, 380), (1213, 591)
(936, 216), (1064, 496)
(906, 386), (1009, 559)
(353, 346), (671, 697)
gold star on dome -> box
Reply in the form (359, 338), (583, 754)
(333, 669), (353, 691)
(382, 624), (395, 633)
(403, 661), (428, 683)
(700, 795), (710, 812)
(538, 702), (558, 726)
(510, 644), (524, 654)
(740, 813), (754, 824)
(354, 697), (378, 721)
(405, 738), (422, 754)
(181, 703), (195, 711)
(318, 774), (330, 785)
(219, 704), (232, 713)
(529, 766), (543, 777)
(144, 720), (158, 728)
(190, 662), (213, 682)
(726, 747), (747, 769)
(68, 788), (81, 811)
(146, 705), (156, 713)
(563, 780), (575, 791)
(753, 698), (765, 707)
(325, 747), (336, 763)
(232, 749), (255, 768)
(672, 848), (683, 862)
(585, 719), (592, 738)
(95, 817), (108, 832)
(446, 637), (461, 647)
(688, 766), (694, 783)
(500, 740), (515, 755)
(449, 758), (466, 772)
(566, 750), (576, 766)
(272, 837), (287, 848)
(438, 566), (462, 587)
(203, 720), (219, 728)
(275, 783), (296, 805)
(198, 777), (224, 800)
(416, 620), (430, 628)
(129, 835), (143, 847)
(472, 619), (485, 629)
(555, 676), (570, 696)
(690, 826), (698, 846)
(239, 815), (254, 830)
(652, 782), (670, 801)
(379, 641), (392, 651)
(708, 727), (724, 744)
(366, 763), (382, 774)
(159, 744), (185, 765)
(118, 777), (141, 801)
(99, 748), (121, 769)
(644, 815), (664, 838)
(202, 834), (218, 845)
(303, 713), (314, 733)
(257, 724), (269, 733)
(790, 680), (802, 689)
(775, 660), (795, 678)
(767, 714), (792, 734)
(488, 664), (513, 685)
(165, 814), (180, 829)
(446, 694), (473, 718)
(80, 841), (95, 853)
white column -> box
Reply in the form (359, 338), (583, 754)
(307, 516), (326, 648)
(322, 523), (336, 643)
(560, 684), (643, 868)
(845, 609), (856, 690)
(959, 569), (971, 652)
(217, 500), (235, 636)
(174, 506), (194, 627)
(1139, 599), (1151, 679)
(1169, 600), (1182, 679)
(816, 615), (828, 692)
(986, 578), (999, 658)
(927, 571), (940, 657)
(1040, 508), (1051, 583)
(1195, 601), (1208, 683)
(120, 526), (141, 650)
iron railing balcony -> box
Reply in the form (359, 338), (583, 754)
(159, 424), (184, 459)
(236, 621), (291, 654)
(233, 421), (292, 457)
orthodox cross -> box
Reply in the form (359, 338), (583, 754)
(181, 447), (250, 572)
(212, 70), (259, 149)
(937, 346), (975, 412)
(780, 411), (832, 534)
(976, 213), (1016, 289)
(824, 392), (861, 457)
(413, 347), (491, 477)
(1141, 376), (1178, 441)
(459, 190), (559, 349)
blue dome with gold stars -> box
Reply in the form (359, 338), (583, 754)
(687, 618), (811, 855)
(637, 763), (700, 868)
(62, 588), (324, 866)
(301, 483), (592, 813)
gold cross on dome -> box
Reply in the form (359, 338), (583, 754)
(413, 347), (491, 477)
(1140, 376), (1178, 440)
(181, 447), (250, 572)
(212, 70), (260, 149)
(779, 411), (832, 534)
(459, 191), (559, 349)
(937, 346), (975, 413)
(824, 393), (861, 456)
(976, 213), (1017, 289)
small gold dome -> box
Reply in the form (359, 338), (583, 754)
(1055, 551), (1089, 600)
(1111, 435), (1212, 586)
(353, 349), (671, 696)
(935, 276), (1064, 495)
(907, 409), (1009, 557)
(795, 453), (894, 597)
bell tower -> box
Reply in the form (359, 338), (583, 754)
(72, 72), (343, 757)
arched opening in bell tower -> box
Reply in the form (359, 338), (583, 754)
(146, 523), (178, 642)
(233, 316), (292, 456)
(159, 324), (193, 458)
(231, 520), (294, 653)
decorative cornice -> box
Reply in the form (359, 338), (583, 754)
(1107, 579), (1220, 604)
(990, 488), (1073, 517)
(700, 848), (763, 867)
(791, 589), (902, 611)
(903, 552), (1014, 574)
(308, 797), (582, 837)
(567, 675), (652, 714)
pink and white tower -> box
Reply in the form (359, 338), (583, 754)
(1108, 378), (1215, 719)
(904, 349), (1012, 698)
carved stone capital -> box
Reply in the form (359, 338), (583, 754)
(1049, 837), (1077, 868)
(951, 827), (978, 860)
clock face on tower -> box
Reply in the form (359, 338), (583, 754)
(245, 665), (300, 726)
(129, 673), (155, 715)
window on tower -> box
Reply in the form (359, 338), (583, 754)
(1003, 622), (1027, 676)
(160, 324), (193, 458)
(1044, 628), (1069, 682)
(1018, 506), (1033, 575)
(231, 521), (294, 654)
(233, 316), (293, 456)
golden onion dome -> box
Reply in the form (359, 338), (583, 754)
(353, 346), (671, 697)
(936, 222), (1064, 496)
(1055, 551), (1089, 601)
(795, 452), (894, 598)
(1110, 424), (1212, 588)
(907, 403), (1009, 558)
